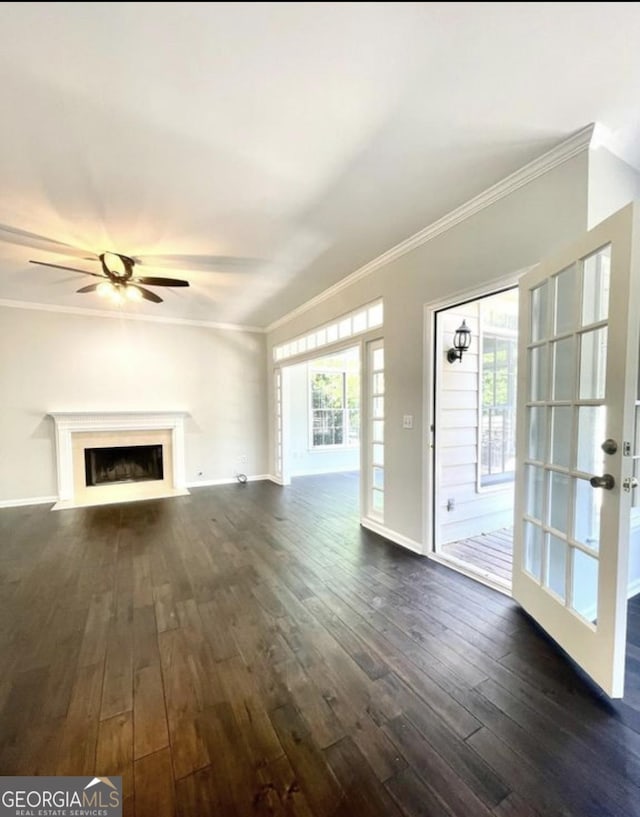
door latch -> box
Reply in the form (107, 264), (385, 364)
(623, 477), (639, 493)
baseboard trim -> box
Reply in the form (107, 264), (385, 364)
(0, 495), (57, 509)
(360, 517), (423, 555)
(186, 474), (270, 488)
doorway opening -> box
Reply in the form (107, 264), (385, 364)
(433, 287), (518, 590)
(282, 345), (361, 499)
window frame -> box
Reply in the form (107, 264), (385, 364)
(308, 367), (360, 450)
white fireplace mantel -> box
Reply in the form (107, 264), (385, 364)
(49, 411), (189, 508)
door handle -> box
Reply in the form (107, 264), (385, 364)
(590, 474), (615, 490)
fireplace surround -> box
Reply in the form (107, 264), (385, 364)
(49, 411), (189, 509)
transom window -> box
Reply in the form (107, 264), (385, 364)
(274, 299), (382, 362)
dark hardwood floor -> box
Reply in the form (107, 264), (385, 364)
(1, 472), (640, 817)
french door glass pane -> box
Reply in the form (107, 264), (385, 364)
(525, 464), (544, 521)
(554, 265), (577, 335)
(571, 548), (598, 623)
(372, 397), (384, 418)
(373, 372), (384, 393)
(372, 348), (384, 369)
(372, 420), (384, 442)
(373, 467), (384, 490)
(524, 521), (543, 580)
(576, 406), (606, 474)
(546, 534), (567, 601)
(579, 327), (608, 399)
(372, 489), (384, 513)
(531, 282), (548, 342)
(529, 345), (548, 401)
(550, 406), (572, 468)
(582, 245), (611, 326)
(574, 478), (601, 551)
(549, 471), (569, 532)
(372, 444), (384, 465)
(551, 337), (574, 400)
(527, 406), (546, 461)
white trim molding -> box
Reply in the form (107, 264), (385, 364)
(0, 495), (57, 509)
(360, 517), (423, 556)
(49, 410), (189, 508)
(0, 298), (264, 334)
(267, 124), (596, 333)
(187, 474), (270, 488)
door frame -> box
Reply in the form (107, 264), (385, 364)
(271, 331), (382, 525)
(423, 267), (532, 592)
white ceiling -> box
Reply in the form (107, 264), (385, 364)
(1, 2), (640, 328)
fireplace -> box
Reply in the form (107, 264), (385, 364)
(85, 444), (164, 486)
(48, 411), (189, 510)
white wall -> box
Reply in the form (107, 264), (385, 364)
(588, 147), (640, 228)
(436, 302), (513, 544)
(268, 151), (590, 547)
(0, 306), (268, 503)
(288, 362), (359, 477)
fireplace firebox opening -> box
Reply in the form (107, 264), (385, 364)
(84, 444), (164, 487)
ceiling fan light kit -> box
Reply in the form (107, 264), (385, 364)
(29, 250), (190, 305)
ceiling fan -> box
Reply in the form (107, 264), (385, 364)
(29, 251), (189, 304)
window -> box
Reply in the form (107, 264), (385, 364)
(310, 354), (359, 448)
(480, 333), (517, 484)
(274, 299), (383, 362)
(368, 340), (384, 519)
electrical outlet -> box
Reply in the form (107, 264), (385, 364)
(403, 414), (413, 429)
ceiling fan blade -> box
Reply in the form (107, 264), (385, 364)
(134, 285), (163, 304)
(131, 276), (190, 287)
(0, 224), (96, 259)
(134, 254), (262, 272)
(30, 260), (104, 278)
(76, 283), (101, 294)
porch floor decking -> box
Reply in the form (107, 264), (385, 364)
(441, 527), (513, 584)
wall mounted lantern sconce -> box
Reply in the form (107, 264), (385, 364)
(447, 320), (471, 363)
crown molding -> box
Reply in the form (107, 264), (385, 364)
(266, 123), (596, 333)
(0, 297), (265, 333)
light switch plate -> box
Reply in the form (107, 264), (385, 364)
(403, 414), (413, 429)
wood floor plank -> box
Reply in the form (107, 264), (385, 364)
(269, 702), (345, 815)
(133, 664), (169, 760)
(96, 711), (134, 800)
(134, 747), (175, 817)
(385, 766), (454, 817)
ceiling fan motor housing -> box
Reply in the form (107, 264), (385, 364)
(100, 252), (134, 280)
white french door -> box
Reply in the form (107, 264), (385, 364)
(514, 202), (640, 697)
